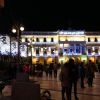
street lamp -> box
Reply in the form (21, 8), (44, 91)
(12, 22), (24, 66)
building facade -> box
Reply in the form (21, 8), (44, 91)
(0, 30), (100, 65)
(20, 30), (100, 65)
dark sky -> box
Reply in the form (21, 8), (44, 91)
(0, 0), (100, 35)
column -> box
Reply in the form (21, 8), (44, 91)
(27, 45), (28, 57)
(58, 44), (60, 53)
(84, 44), (86, 54)
(69, 44), (70, 53)
(80, 44), (82, 53)
(63, 43), (64, 55)
(74, 44), (76, 53)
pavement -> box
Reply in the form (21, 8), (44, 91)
(0, 69), (100, 100)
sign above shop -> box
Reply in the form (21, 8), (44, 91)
(58, 31), (84, 35)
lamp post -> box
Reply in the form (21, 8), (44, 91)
(12, 21), (24, 66)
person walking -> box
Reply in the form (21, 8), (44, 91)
(69, 59), (79, 100)
(79, 62), (86, 88)
(61, 62), (71, 100)
(53, 62), (58, 78)
(86, 60), (95, 87)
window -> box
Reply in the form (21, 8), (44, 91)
(36, 48), (39, 54)
(88, 49), (91, 53)
(95, 38), (97, 42)
(70, 49), (73, 52)
(88, 38), (90, 42)
(25, 38), (27, 42)
(51, 48), (54, 54)
(76, 49), (79, 53)
(44, 38), (46, 42)
(95, 49), (98, 53)
(64, 49), (67, 52)
(36, 38), (39, 42)
(51, 38), (54, 42)
(44, 50), (47, 54)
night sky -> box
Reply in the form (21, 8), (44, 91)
(0, 0), (100, 35)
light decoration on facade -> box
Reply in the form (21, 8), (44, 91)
(20, 45), (27, 57)
(0, 36), (10, 55)
(59, 31), (84, 35)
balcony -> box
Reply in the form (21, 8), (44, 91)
(30, 53), (58, 57)
(58, 41), (86, 44)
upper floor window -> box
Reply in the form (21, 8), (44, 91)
(36, 38), (39, 42)
(70, 49), (73, 52)
(51, 48), (54, 54)
(88, 38), (90, 42)
(51, 38), (54, 42)
(76, 49), (79, 53)
(44, 38), (46, 42)
(88, 49), (91, 53)
(36, 48), (39, 54)
(25, 38), (27, 42)
(64, 49), (67, 52)
(95, 38), (97, 42)
(95, 49), (98, 53)
(44, 50), (47, 54)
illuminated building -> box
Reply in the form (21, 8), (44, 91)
(0, 30), (100, 65)
(21, 30), (87, 65)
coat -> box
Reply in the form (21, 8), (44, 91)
(61, 67), (70, 87)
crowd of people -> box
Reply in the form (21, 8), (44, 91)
(0, 59), (98, 100)
(60, 59), (96, 100)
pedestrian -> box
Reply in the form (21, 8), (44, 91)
(69, 59), (79, 100)
(61, 62), (71, 100)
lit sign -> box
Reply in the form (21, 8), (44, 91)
(59, 31), (84, 35)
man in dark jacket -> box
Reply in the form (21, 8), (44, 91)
(69, 59), (79, 100)
(79, 62), (86, 88)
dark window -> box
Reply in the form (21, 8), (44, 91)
(51, 48), (54, 54)
(88, 38), (90, 42)
(76, 49), (79, 53)
(51, 38), (53, 42)
(88, 49), (91, 53)
(25, 38), (27, 42)
(36, 48), (39, 54)
(44, 50), (47, 54)
(95, 49), (98, 53)
(70, 49), (72, 52)
(95, 38), (97, 42)
(44, 38), (46, 42)
(64, 49), (67, 52)
(36, 38), (39, 42)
